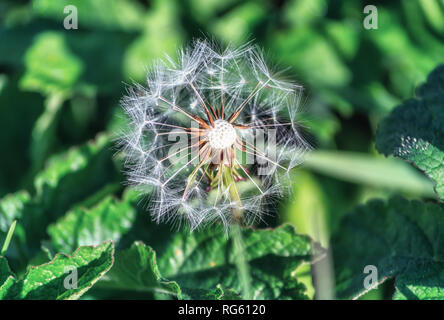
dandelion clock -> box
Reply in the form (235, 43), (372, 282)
(119, 40), (310, 232)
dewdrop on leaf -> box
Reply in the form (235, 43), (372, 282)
(118, 39), (310, 231)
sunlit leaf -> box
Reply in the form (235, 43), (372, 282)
(332, 197), (444, 300)
(1, 241), (114, 300)
(376, 65), (444, 199)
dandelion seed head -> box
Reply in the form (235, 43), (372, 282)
(208, 120), (237, 149)
(118, 39), (311, 231)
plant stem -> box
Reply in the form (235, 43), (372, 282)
(222, 165), (253, 299)
(1, 220), (17, 256)
(231, 223), (253, 299)
(222, 166), (242, 220)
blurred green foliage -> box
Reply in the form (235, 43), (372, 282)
(0, 0), (443, 300)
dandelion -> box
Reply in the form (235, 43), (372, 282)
(119, 39), (310, 232)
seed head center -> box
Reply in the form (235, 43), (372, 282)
(208, 120), (237, 149)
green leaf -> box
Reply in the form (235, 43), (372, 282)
(20, 31), (83, 95)
(369, 9), (441, 99)
(393, 268), (444, 300)
(47, 188), (317, 299)
(181, 284), (240, 300)
(95, 241), (240, 300)
(48, 191), (137, 254)
(33, 134), (116, 214)
(0, 134), (118, 263)
(0, 256), (13, 286)
(376, 64), (444, 200)
(0, 257), (15, 299)
(2, 241), (114, 300)
(0, 192), (30, 233)
(270, 27), (351, 89)
(325, 20), (359, 59)
(187, 0), (239, 23)
(283, 0), (327, 28)
(332, 197), (444, 299)
(19, 31), (86, 170)
(304, 150), (435, 197)
(209, 2), (267, 45)
(46, 187), (321, 299)
(419, 0), (444, 34)
(30, 92), (66, 173)
(123, 0), (183, 81)
(97, 241), (181, 297)
(46, 187), (164, 255)
(157, 224), (321, 300)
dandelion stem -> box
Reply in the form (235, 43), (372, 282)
(222, 167), (242, 220)
(223, 166), (253, 299)
(231, 223), (253, 300)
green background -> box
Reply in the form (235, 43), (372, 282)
(0, 0), (443, 300)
